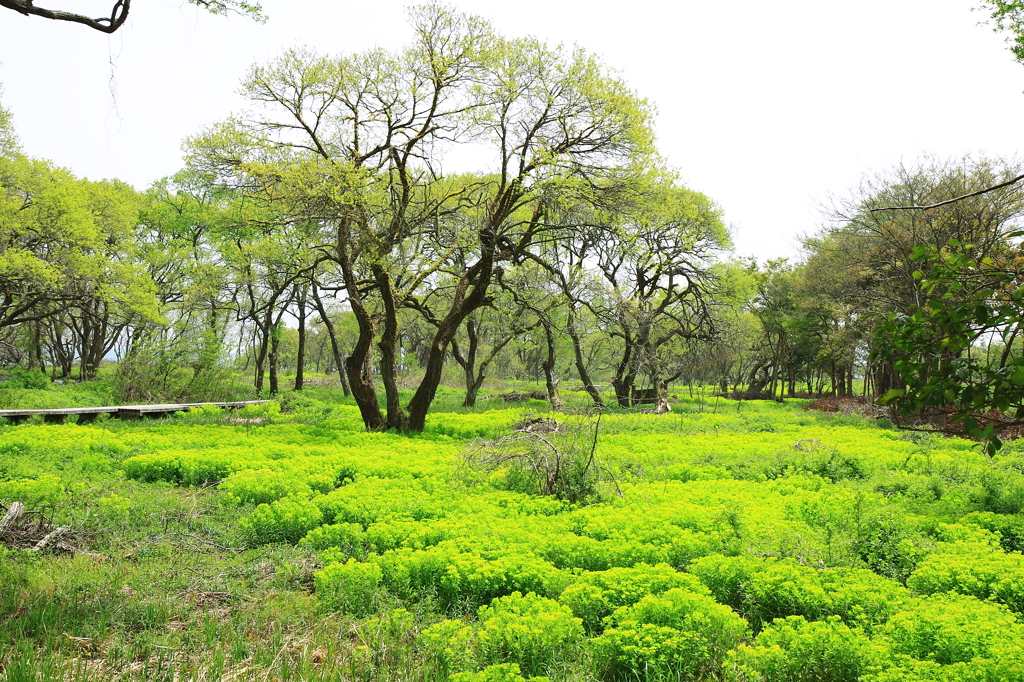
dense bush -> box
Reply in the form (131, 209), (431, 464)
(744, 560), (830, 628)
(593, 588), (748, 681)
(1, 367), (50, 390)
(240, 495), (324, 545)
(474, 592), (584, 677)
(0, 474), (65, 507)
(314, 558), (383, 615)
(686, 554), (765, 611)
(300, 521), (365, 554)
(819, 568), (910, 631)
(558, 562), (708, 633)
(371, 546), (567, 611)
(960, 510), (1024, 553)
(449, 664), (550, 682)
(725, 616), (886, 682)
(884, 592), (1024, 665)
(908, 540), (1024, 613)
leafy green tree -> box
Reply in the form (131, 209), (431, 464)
(802, 157), (1024, 398)
(874, 237), (1024, 453)
(595, 182), (729, 408)
(981, 1), (1024, 64)
(188, 4), (654, 432)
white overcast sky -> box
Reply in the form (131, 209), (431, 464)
(1, 0), (1023, 260)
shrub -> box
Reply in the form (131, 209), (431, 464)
(851, 513), (930, 583)
(315, 478), (445, 526)
(960, 511), (1024, 553)
(686, 554), (766, 611)
(462, 414), (607, 505)
(474, 592), (584, 678)
(558, 563), (708, 633)
(593, 588), (748, 681)
(908, 542), (1024, 613)
(884, 592), (1024, 665)
(420, 618), (477, 677)
(725, 615), (886, 682)
(122, 452), (236, 486)
(299, 522), (364, 554)
(973, 467), (1024, 515)
(314, 559), (382, 616)
(1, 368), (50, 390)
(819, 568), (910, 631)
(745, 560), (829, 628)
(0, 474), (65, 507)
(371, 547), (567, 612)
(449, 664), (550, 682)
(240, 495), (323, 545)
(219, 469), (314, 505)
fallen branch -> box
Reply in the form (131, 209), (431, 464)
(0, 500), (103, 559)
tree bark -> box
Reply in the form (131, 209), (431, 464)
(541, 321), (562, 411)
(566, 310), (605, 408)
(373, 265), (406, 432)
(268, 323), (280, 396)
(311, 286), (351, 396)
(406, 241), (497, 433)
(611, 335), (635, 408)
(294, 285), (307, 391)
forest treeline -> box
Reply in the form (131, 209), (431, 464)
(3, 6), (1024, 433)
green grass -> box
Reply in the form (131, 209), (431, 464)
(2, 384), (1024, 681)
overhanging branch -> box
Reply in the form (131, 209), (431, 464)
(0, 0), (130, 32)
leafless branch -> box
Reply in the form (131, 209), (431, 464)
(0, 0), (130, 33)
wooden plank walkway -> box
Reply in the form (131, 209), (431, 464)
(0, 401), (273, 424)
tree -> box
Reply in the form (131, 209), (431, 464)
(188, 4), (654, 432)
(595, 183), (728, 408)
(874, 237), (1024, 453)
(981, 1), (1024, 64)
(0, 0), (263, 34)
(802, 157), (1024, 397)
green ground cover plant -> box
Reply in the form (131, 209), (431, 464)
(2, 388), (1024, 680)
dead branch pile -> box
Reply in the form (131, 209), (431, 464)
(463, 411), (620, 504)
(0, 500), (101, 557)
(512, 416), (561, 434)
(500, 390), (547, 403)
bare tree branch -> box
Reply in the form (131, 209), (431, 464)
(0, 0), (263, 33)
(0, 0), (130, 33)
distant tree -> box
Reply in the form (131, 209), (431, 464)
(595, 183), (728, 408)
(0, 0), (263, 34)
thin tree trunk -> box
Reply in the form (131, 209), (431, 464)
(406, 246), (496, 433)
(268, 323), (280, 397)
(294, 285), (307, 391)
(344, 293), (384, 430)
(567, 310), (605, 408)
(456, 319), (480, 407)
(311, 286), (350, 396)
(541, 321), (562, 411)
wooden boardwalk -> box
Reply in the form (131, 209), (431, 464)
(0, 401), (272, 424)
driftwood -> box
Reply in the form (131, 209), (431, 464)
(0, 500), (102, 558)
